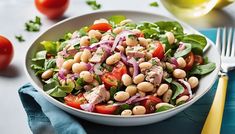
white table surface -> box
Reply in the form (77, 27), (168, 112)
(0, 0), (234, 134)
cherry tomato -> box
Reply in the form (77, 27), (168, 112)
(194, 55), (203, 65)
(152, 42), (164, 60)
(64, 93), (87, 109)
(112, 61), (127, 80)
(0, 35), (14, 70)
(95, 104), (117, 114)
(184, 52), (195, 71)
(136, 32), (144, 37)
(101, 73), (119, 88)
(89, 23), (112, 32)
(35, 0), (69, 19)
(141, 96), (162, 113)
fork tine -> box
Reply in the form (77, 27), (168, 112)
(226, 27), (232, 57)
(231, 28), (235, 56)
(216, 28), (221, 54)
(221, 27), (227, 56)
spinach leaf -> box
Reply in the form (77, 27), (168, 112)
(155, 21), (184, 35)
(76, 78), (85, 87)
(114, 104), (132, 114)
(182, 34), (207, 55)
(59, 81), (75, 93)
(32, 50), (47, 61)
(164, 77), (172, 83)
(156, 105), (174, 112)
(150, 2), (159, 7)
(110, 86), (118, 99)
(79, 26), (89, 37)
(171, 81), (184, 99)
(160, 35), (171, 51)
(48, 87), (67, 98)
(174, 43), (192, 58)
(41, 41), (58, 55)
(189, 62), (216, 76)
(108, 15), (126, 25)
(43, 79), (66, 97)
(44, 59), (56, 70)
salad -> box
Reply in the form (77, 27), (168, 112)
(31, 15), (216, 115)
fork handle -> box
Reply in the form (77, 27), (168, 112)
(201, 75), (228, 134)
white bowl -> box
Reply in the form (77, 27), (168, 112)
(25, 10), (220, 126)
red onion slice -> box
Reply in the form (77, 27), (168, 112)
(58, 69), (69, 80)
(178, 79), (193, 99)
(170, 57), (179, 68)
(120, 52), (129, 66)
(128, 57), (139, 77)
(111, 30), (133, 51)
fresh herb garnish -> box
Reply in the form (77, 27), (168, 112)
(15, 35), (25, 42)
(86, 0), (101, 10)
(25, 16), (42, 32)
(150, 2), (159, 7)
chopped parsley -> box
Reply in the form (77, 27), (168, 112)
(86, 0), (101, 10)
(25, 16), (42, 32)
(15, 35), (25, 42)
(150, 2), (159, 7)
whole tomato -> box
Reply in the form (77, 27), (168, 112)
(35, 0), (69, 19)
(0, 35), (14, 70)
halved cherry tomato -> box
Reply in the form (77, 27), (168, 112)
(0, 35), (14, 70)
(64, 93), (87, 109)
(89, 23), (112, 32)
(35, 0), (69, 19)
(95, 104), (117, 114)
(101, 73), (118, 88)
(184, 52), (195, 71)
(141, 96), (162, 113)
(112, 61), (127, 80)
(194, 55), (203, 65)
(152, 42), (164, 60)
(136, 32), (144, 37)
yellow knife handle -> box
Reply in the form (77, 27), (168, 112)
(201, 75), (228, 134)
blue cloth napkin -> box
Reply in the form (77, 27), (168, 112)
(18, 29), (235, 134)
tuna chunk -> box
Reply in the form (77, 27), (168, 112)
(145, 66), (163, 86)
(89, 47), (108, 63)
(126, 45), (146, 58)
(83, 85), (107, 104)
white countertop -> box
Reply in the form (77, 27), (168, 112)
(0, 0), (234, 134)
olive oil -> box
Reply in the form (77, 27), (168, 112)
(161, 0), (218, 18)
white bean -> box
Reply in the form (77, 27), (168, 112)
(177, 57), (186, 69)
(133, 74), (145, 84)
(176, 95), (189, 105)
(80, 36), (90, 47)
(188, 76), (199, 89)
(62, 59), (75, 70)
(114, 91), (130, 102)
(74, 52), (82, 63)
(139, 62), (152, 71)
(88, 30), (102, 40)
(137, 82), (154, 92)
(106, 53), (121, 65)
(116, 45), (125, 52)
(126, 35), (138, 46)
(113, 27), (123, 34)
(132, 29), (141, 35)
(157, 84), (169, 96)
(138, 37), (148, 47)
(138, 91), (146, 97)
(122, 74), (132, 86)
(173, 69), (186, 79)
(121, 109), (132, 116)
(125, 85), (137, 96)
(81, 49), (92, 63)
(41, 69), (53, 80)
(163, 89), (173, 103)
(94, 18), (109, 24)
(132, 106), (146, 115)
(72, 62), (88, 73)
(80, 71), (93, 83)
(165, 32), (175, 45)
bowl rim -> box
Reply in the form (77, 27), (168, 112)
(24, 10), (220, 118)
